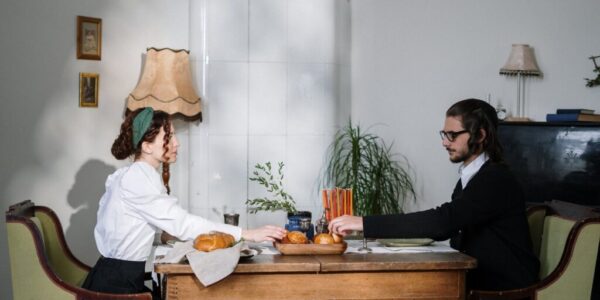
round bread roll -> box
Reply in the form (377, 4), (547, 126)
(193, 232), (235, 252)
(314, 233), (335, 244)
(332, 233), (344, 244)
(285, 231), (308, 244)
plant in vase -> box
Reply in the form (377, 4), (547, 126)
(246, 162), (315, 239)
(322, 121), (416, 217)
(322, 121), (416, 250)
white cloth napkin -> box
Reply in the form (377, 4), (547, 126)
(155, 240), (242, 286)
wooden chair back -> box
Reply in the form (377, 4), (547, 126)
(6, 200), (152, 299)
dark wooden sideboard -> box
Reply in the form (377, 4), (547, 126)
(498, 121), (600, 299)
(498, 121), (600, 206)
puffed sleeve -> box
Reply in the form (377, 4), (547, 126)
(119, 164), (242, 241)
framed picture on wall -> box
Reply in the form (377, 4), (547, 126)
(79, 73), (99, 107)
(76, 16), (102, 60)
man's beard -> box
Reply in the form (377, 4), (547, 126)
(446, 148), (471, 163)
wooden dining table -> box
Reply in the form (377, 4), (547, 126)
(154, 249), (477, 300)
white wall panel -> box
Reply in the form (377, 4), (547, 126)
(288, 0), (337, 63)
(192, 0), (351, 228)
(206, 62), (249, 135)
(249, 63), (287, 135)
(208, 135), (248, 213)
(206, 0), (248, 61)
(287, 135), (331, 209)
(188, 128), (210, 211)
(249, 0), (288, 62)
(287, 63), (333, 135)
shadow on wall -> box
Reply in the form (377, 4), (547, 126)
(65, 159), (116, 266)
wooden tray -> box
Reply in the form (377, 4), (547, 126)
(273, 241), (347, 255)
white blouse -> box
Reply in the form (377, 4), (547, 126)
(94, 161), (241, 261)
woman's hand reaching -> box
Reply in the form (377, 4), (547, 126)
(242, 225), (287, 242)
(328, 215), (363, 236)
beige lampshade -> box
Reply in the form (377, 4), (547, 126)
(127, 47), (202, 120)
(499, 44), (542, 76)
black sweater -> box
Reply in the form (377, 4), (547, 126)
(363, 161), (540, 291)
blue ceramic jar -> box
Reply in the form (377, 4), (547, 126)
(285, 211), (314, 240)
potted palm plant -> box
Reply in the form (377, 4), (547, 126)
(322, 121), (415, 216)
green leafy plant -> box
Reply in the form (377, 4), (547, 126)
(246, 162), (297, 213)
(322, 121), (415, 216)
(585, 55), (600, 87)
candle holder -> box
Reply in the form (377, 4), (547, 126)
(357, 235), (372, 253)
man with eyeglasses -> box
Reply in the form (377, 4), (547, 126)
(329, 98), (539, 292)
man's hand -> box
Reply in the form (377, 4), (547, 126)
(328, 215), (363, 235)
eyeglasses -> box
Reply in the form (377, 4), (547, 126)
(439, 130), (468, 142)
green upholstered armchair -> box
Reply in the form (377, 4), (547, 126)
(6, 200), (151, 300)
(525, 204), (549, 259)
(468, 200), (600, 300)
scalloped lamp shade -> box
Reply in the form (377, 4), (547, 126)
(499, 44), (542, 120)
(499, 44), (542, 76)
(127, 47), (202, 120)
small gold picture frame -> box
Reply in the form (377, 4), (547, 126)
(77, 16), (102, 60)
(79, 73), (99, 107)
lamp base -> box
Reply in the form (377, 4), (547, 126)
(504, 116), (532, 122)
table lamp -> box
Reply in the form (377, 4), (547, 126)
(499, 44), (542, 121)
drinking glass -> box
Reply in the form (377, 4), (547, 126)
(224, 213), (239, 226)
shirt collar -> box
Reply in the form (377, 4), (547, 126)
(458, 152), (489, 189)
(134, 160), (158, 173)
(132, 160), (168, 193)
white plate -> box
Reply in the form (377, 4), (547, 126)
(377, 238), (434, 247)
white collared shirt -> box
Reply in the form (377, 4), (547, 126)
(94, 161), (242, 261)
(458, 153), (489, 189)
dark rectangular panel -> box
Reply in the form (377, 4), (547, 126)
(498, 122), (600, 206)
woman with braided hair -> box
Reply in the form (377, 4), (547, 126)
(82, 107), (286, 296)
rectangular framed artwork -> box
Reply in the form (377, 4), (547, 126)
(79, 73), (99, 107)
(77, 16), (102, 60)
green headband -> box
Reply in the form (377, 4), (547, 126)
(132, 107), (154, 148)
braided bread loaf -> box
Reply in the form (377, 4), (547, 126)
(193, 232), (235, 252)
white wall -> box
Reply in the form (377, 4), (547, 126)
(185, 0), (351, 228)
(3, 0), (600, 299)
(0, 0), (190, 298)
(0, 0), (350, 298)
(351, 0), (600, 213)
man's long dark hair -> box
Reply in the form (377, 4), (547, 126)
(446, 98), (503, 162)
